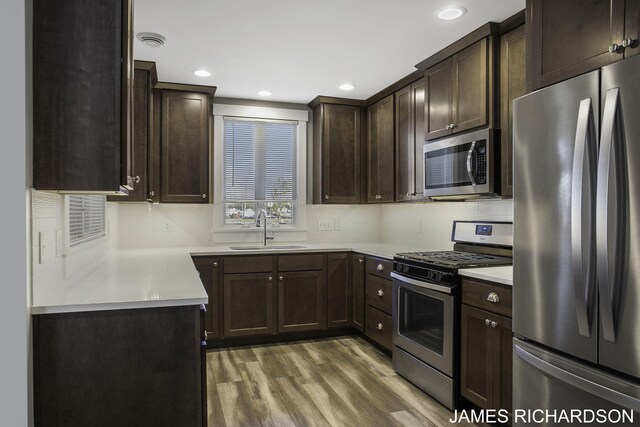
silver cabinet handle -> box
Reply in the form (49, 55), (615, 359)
(149, 190), (155, 197)
(490, 321), (498, 328)
(486, 292), (500, 303)
(406, 192), (411, 197)
(609, 43), (622, 54)
(376, 264), (384, 271)
(571, 98), (597, 338)
(268, 276), (273, 282)
(623, 38), (637, 48)
(324, 195), (329, 200)
(377, 289), (384, 297)
(597, 87), (624, 343)
(130, 175), (140, 184)
(445, 124), (451, 130)
(279, 276), (283, 281)
(450, 123), (456, 129)
(204, 330), (209, 340)
(202, 194), (207, 199)
(376, 323), (383, 331)
(213, 261), (218, 268)
(358, 258), (364, 263)
(485, 318), (491, 326)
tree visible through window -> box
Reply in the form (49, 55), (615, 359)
(223, 117), (297, 226)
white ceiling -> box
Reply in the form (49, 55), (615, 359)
(134, 0), (525, 104)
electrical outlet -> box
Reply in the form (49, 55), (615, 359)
(317, 217), (333, 231)
(334, 219), (342, 231)
(39, 231), (47, 264)
(163, 221), (172, 232)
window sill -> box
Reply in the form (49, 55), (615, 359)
(213, 227), (307, 234)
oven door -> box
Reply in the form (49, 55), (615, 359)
(392, 272), (455, 376)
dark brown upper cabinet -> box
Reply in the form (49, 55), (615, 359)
(500, 26), (527, 198)
(425, 39), (489, 141)
(625, 0), (640, 58)
(395, 78), (428, 202)
(527, 0), (627, 90)
(327, 253), (352, 329)
(33, 0), (134, 194)
(310, 99), (365, 204)
(160, 90), (211, 203)
(367, 95), (395, 203)
(108, 61), (158, 202)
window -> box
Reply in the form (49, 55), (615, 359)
(67, 195), (106, 247)
(223, 117), (297, 226)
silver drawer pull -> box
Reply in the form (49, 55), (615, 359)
(376, 323), (383, 331)
(491, 321), (498, 328)
(376, 264), (384, 271)
(377, 289), (384, 297)
(486, 292), (500, 303)
(485, 318), (491, 326)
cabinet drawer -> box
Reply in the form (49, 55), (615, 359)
(462, 278), (512, 317)
(277, 254), (325, 272)
(365, 305), (393, 351)
(365, 256), (393, 279)
(366, 275), (393, 315)
(223, 256), (274, 274)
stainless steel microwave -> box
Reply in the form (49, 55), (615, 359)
(423, 128), (498, 199)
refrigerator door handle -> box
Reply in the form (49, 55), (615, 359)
(571, 98), (597, 338)
(515, 344), (640, 411)
(597, 87), (625, 343)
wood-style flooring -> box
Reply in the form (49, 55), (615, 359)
(206, 336), (477, 427)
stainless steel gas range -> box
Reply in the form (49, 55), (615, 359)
(391, 220), (513, 410)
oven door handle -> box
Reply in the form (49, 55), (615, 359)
(391, 272), (453, 294)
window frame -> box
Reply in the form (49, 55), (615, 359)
(221, 116), (300, 229)
(63, 194), (107, 254)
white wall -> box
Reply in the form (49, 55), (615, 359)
(0, 0), (30, 424)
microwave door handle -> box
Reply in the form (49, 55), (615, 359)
(597, 87), (626, 343)
(571, 98), (597, 338)
(466, 141), (477, 185)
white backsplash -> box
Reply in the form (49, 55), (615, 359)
(113, 199), (512, 249)
(31, 191), (117, 292)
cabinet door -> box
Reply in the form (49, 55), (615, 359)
(33, 0), (133, 193)
(320, 104), (362, 203)
(500, 26), (527, 198)
(452, 39), (488, 134)
(278, 271), (326, 333)
(223, 273), (276, 337)
(395, 85), (413, 202)
(193, 257), (220, 340)
(108, 65), (151, 202)
(494, 315), (513, 414)
(352, 254), (365, 332)
(425, 58), (453, 141)
(367, 95), (394, 203)
(410, 79), (428, 201)
(161, 90), (210, 203)
(528, 0), (625, 89)
(460, 304), (492, 408)
(625, 0), (640, 58)
(327, 253), (352, 328)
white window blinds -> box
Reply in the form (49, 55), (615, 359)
(223, 117), (297, 201)
(68, 195), (106, 247)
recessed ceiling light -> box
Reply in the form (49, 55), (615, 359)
(193, 69), (211, 78)
(136, 32), (166, 48)
(257, 90), (272, 97)
(339, 83), (356, 91)
(436, 6), (467, 21)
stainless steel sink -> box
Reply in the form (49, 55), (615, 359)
(228, 245), (307, 251)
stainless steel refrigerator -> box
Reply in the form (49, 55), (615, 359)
(513, 54), (640, 424)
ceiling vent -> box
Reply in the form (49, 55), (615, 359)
(136, 32), (166, 48)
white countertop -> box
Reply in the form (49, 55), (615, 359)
(458, 266), (513, 286)
(31, 243), (407, 315)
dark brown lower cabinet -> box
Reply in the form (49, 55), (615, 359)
(278, 270), (326, 332)
(352, 254), (365, 331)
(327, 253), (352, 328)
(223, 272), (276, 337)
(193, 256), (220, 340)
(460, 303), (513, 413)
(33, 306), (205, 427)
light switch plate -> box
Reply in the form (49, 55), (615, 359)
(317, 217), (333, 231)
(163, 221), (172, 232)
(334, 219), (342, 231)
